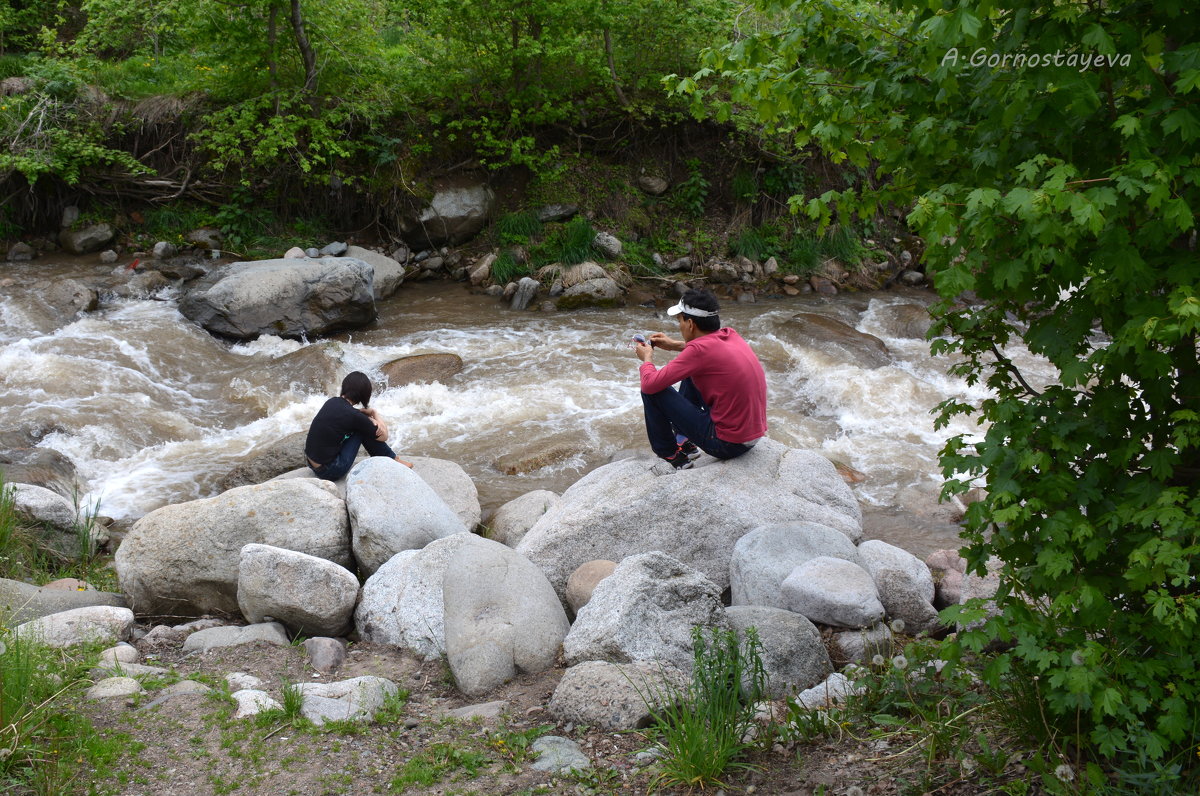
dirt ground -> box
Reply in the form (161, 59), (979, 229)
(73, 635), (1018, 796)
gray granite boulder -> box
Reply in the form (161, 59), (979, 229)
(548, 660), (688, 731)
(0, 445), (80, 499)
(400, 182), (495, 246)
(345, 457), (467, 576)
(293, 676), (399, 726)
(563, 552), (729, 673)
(61, 223), (115, 255)
(237, 544), (360, 637)
(729, 522), (861, 609)
(489, 490), (560, 547)
(0, 577), (127, 625)
(875, 568), (943, 635)
(442, 536), (570, 696)
(408, 456), (481, 532)
(344, 245), (405, 300)
(857, 540), (935, 604)
(782, 556), (885, 629)
(182, 622), (290, 652)
(178, 257), (376, 340)
(725, 605), (832, 697)
(517, 439), (861, 599)
(115, 479), (351, 617)
(15, 606), (135, 648)
(829, 621), (894, 666)
(354, 534), (474, 659)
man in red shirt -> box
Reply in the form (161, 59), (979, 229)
(635, 288), (768, 469)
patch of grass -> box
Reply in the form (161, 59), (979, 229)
(729, 224), (781, 262)
(388, 743), (492, 793)
(490, 250), (530, 285)
(495, 211), (542, 245)
(0, 636), (133, 793)
(645, 626), (767, 791)
(487, 724), (551, 770)
(532, 215), (595, 267)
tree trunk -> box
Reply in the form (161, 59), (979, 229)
(289, 0), (319, 100)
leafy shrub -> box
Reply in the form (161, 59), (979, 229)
(646, 626), (766, 790)
(670, 157), (710, 217)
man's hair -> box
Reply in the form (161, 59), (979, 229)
(681, 288), (721, 332)
(340, 371), (373, 407)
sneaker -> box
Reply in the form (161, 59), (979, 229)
(663, 450), (694, 470)
(678, 440), (701, 460)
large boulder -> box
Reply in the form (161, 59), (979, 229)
(548, 661), (688, 731)
(489, 490), (560, 547)
(729, 522), (861, 609)
(354, 534), (476, 659)
(115, 479), (351, 617)
(60, 223), (116, 255)
(344, 245), (405, 300)
(408, 456), (480, 532)
(380, 353), (463, 387)
(725, 605), (832, 698)
(178, 257), (376, 340)
(563, 552), (729, 673)
(0, 445), (81, 499)
(442, 536), (570, 696)
(517, 440), (862, 598)
(0, 578), (127, 626)
(344, 457), (467, 576)
(555, 278), (623, 310)
(400, 181), (496, 247)
(857, 540), (935, 605)
(782, 556), (885, 629)
(237, 544), (360, 637)
(770, 313), (891, 369)
(15, 606), (135, 648)
(219, 432), (308, 492)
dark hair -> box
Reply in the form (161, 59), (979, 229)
(681, 288), (721, 332)
(340, 371), (373, 407)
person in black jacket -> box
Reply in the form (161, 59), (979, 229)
(304, 371), (413, 481)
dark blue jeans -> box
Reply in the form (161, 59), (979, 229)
(309, 433), (397, 481)
(641, 378), (753, 461)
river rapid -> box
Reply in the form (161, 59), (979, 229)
(0, 258), (1058, 558)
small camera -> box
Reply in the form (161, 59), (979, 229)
(633, 334), (647, 344)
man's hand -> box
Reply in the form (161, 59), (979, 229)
(650, 332), (684, 352)
(635, 341), (654, 363)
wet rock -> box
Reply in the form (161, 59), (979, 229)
(563, 552), (730, 673)
(871, 302), (933, 339)
(900, 269), (926, 286)
(510, 276), (539, 310)
(61, 223), (116, 255)
(926, 549), (967, 609)
(152, 241), (177, 259)
(469, 253), (495, 285)
(810, 276), (838, 295)
(219, 431), (308, 492)
(493, 443), (575, 475)
(7, 242), (35, 261)
(666, 256), (692, 272)
(771, 312), (891, 369)
(179, 257), (376, 340)
(380, 352), (463, 387)
(45, 278), (99, 318)
(488, 490), (560, 547)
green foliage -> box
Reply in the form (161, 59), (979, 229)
(534, 216), (595, 266)
(646, 626), (766, 791)
(389, 742), (490, 792)
(677, 0), (1200, 774)
(211, 186), (274, 256)
(490, 250), (530, 285)
(669, 157), (710, 217)
(495, 211), (542, 245)
(730, 224), (781, 261)
(731, 168), (758, 203)
(0, 636), (129, 791)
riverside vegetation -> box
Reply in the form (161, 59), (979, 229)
(2, 0), (1197, 793)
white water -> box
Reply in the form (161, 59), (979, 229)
(0, 262), (1058, 556)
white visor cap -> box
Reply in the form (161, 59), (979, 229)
(666, 300), (719, 318)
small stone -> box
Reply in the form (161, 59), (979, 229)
(99, 250), (118, 264)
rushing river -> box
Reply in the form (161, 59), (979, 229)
(0, 258), (1058, 558)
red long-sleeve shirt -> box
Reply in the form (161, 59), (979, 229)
(639, 327), (768, 444)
